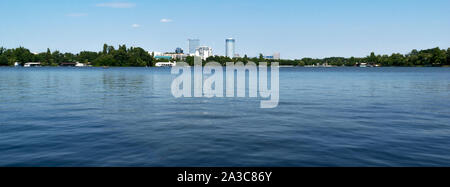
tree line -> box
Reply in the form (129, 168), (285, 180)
(1, 45), (449, 67)
(0, 44), (155, 67)
(201, 47), (450, 67)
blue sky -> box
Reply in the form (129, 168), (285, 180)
(0, 0), (449, 59)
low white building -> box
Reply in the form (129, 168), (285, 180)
(150, 51), (164, 56)
(195, 46), (213, 60)
(163, 53), (188, 61)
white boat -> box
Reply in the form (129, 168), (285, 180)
(75, 62), (86, 67)
(304, 63), (335, 68)
(155, 62), (176, 67)
(24, 62), (41, 67)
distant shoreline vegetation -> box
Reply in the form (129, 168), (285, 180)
(0, 44), (449, 67)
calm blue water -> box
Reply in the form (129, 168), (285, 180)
(0, 67), (449, 167)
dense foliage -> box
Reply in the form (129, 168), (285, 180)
(0, 44), (154, 67)
(0, 45), (449, 67)
(200, 48), (450, 67)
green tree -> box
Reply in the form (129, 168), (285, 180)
(34, 52), (46, 63)
(297, 60), (305, 66)
(77, 51), (99, 64)
(378, 55), (388, 66)
(346, 57), (357, 66)
(418, 52), (432, 66)
(407, 49), (419, 66)
(0, 47), (5, 55)
(128, 47), (152, 66)
(41, 48), (53, 66)
(367, 52), (377, 65)
(430, 47), (446, 66)
(63, 53), (76, 62)
(243, 54), (249, 64)
(447, 48), (450, 65)
(389, 53), (405, 66)
(408, 54), (419, 66)
(51, 51), (63, 65)
(186, 56), (195, 66)
(107, 45), (115, 54)
(112, 45), (129, 66)
(93, 54), (116, 66)
(10, 47), (33, 65)
(0, 55), (8, 66)
(103, 44), (108, 55)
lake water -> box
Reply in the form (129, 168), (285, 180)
(0, 67), (449, 166)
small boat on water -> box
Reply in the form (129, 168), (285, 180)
(24, 62), (41, 67)
(304, 63), (335, 68)
(155, 62), (176, 67)
(359, 63), (375, 68)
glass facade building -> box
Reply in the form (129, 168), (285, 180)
(226, 38), (235, 58)
(188, 39), (200, 55)
(175, 47), (183, 54)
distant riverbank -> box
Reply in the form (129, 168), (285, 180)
(1, 45), (449, 67)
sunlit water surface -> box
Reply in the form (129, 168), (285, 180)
(0, 67), (449, 166)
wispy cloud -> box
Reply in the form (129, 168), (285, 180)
(131, 24), (141, 28)
(66, 13), (88, 17)
(160, 18), (173, 23)
(96, 2), (136, 8)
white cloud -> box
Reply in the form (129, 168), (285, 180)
(96, 2), (136, 8)
(66, 13), (88, 17)
(131, 24), (141, 28)
(160, 18), (173, 23)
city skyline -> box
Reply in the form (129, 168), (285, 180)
(0, 0), (449, 59)
(160, 38), (278, 59)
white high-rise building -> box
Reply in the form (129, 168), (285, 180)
(226, 38), (235, 58)
(195, 46), (213, 60)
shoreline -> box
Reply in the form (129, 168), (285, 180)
(1, 66), (449, 68)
